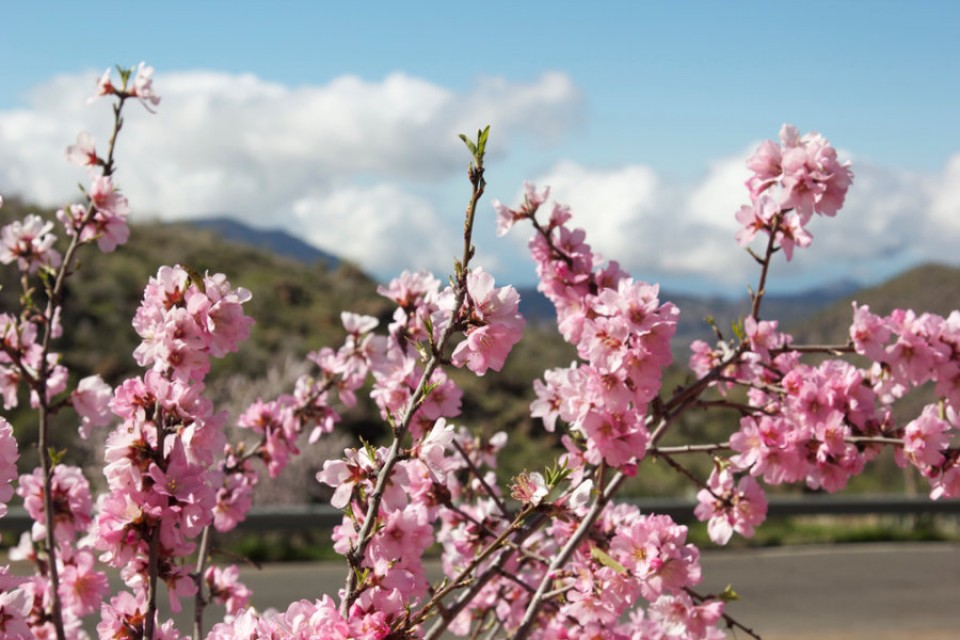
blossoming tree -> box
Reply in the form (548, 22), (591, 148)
(1, 64), (958, 640)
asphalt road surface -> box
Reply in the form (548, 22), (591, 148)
(221, 542), (959, 639)
(29, 542), (957, 638)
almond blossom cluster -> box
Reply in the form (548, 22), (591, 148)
(14, 465), (107, 637)
(499, 186), (678, 472)
(438, 473), (726, 639)
(0, 419), (31, 640)
(736, 124), (854, 260)
(0, 65), (150, 639)
(91, 265), (253, 636)
(850, 304), (960, 498)
(5, 63), (960, 640)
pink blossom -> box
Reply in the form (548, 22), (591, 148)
(734, 194), (777, 247)
(89, 68), (116, 102)
(510, 470), (548, 506)
(694, 467), (768, 545)
(0, 214), (61, 273)
(58, 549), (109, 616)
(65, 131), (98, 167)
(450, 269), (525, 375)
(88, 175), (130, 252)
(416, 418), (456, 482)
(131, 62), (161, 111)
(205, 565), (252, 615)
(901, 406), (950, 469)
(0, 587), (32, 639)
(18, 465), (93, 542)
(647, 592), (724, 639)
(71, 374), (114, 438)
(493, 182), (549, 237)
(0, 419), (18, 516)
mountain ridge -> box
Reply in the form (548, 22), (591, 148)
(180, 216), (958, 347)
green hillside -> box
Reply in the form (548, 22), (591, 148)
(0, 198), (575, 483)
(4, 196), (956, 501)
(791, 263), (960, 344)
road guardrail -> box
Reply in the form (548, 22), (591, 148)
(3, 495), (956, 535)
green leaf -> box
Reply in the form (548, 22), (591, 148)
(48, 447), (67, 466)
(353, 566), (370, 587)
(476, 125), (490, 160)
(183, 265), (206, 293)
(360, 436), (377, 462)
(719, 583), (740, 602)
(590, 545), (626, 574)
(117, 64), (132, 89)
(458, 133), (477, 156)
(545, 459), (571, 487)
(731, 318), (746, 341)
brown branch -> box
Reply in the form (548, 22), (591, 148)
(341, 142), (487, 615)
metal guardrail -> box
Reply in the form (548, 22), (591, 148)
(3, 495), (957, 535)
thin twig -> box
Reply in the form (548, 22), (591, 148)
(513, 467), (625, 639)
(341, 142), (487, 615)
(452, 439), (510, 518)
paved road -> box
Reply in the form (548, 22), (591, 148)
(32, 542), (955, 637)
(217, 543), (959, 639)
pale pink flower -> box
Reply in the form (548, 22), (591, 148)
(450, 269), (525, 375)
(694, 468), (768, 545)
(0, 214), (61, 273)
(72, 374), (114, 438)
(901, 406), (950, 469)
(65, 131), (98, 167)
(89, 68), (116, 102)
(510, 470), (549, 506)
(131, 61), (161, 112)
(58, 549), (109, 616)
(0, 419), (18, 516)
(0, 587), (32, 639)
(417, 418), (456, 482)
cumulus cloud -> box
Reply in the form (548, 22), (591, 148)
(0, 68), (580, 278)
(2, 68), (958, 294)
(514, 150), (960, 294)
(290, 184), (457, 275)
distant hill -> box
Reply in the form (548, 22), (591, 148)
(186, 217), (340, 269)
(792, 263), (960, 344)
(165, 217), (958, 352)
(518, 280), (860, 348)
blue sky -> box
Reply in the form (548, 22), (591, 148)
(1, 2), (959, 296)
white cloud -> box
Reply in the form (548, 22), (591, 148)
(525, 154), (755, 289)
(2, 68), (958, 295)
(0, 68), (580, 279)
(291, 184), (457, 275)
(517, 151), (959, 294)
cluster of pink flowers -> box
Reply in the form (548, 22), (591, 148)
(694, 467), (768, 545)
(850, 304), (960, 498)
(91, 265), (253, 635)
(736, 124), (853, 260)
(441, 494), (725, 638)
(6, 62), (960, 640)
(0, 212), (62, 273)
(0, 311), (68, 410)
(448, 268), (525, 376)
(205, 595), (386, 639)
(57, 175), (130, 253)
(14, 465), (108, 636)
(498, 185), (678, 472)
(0, 419), (31, 640)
